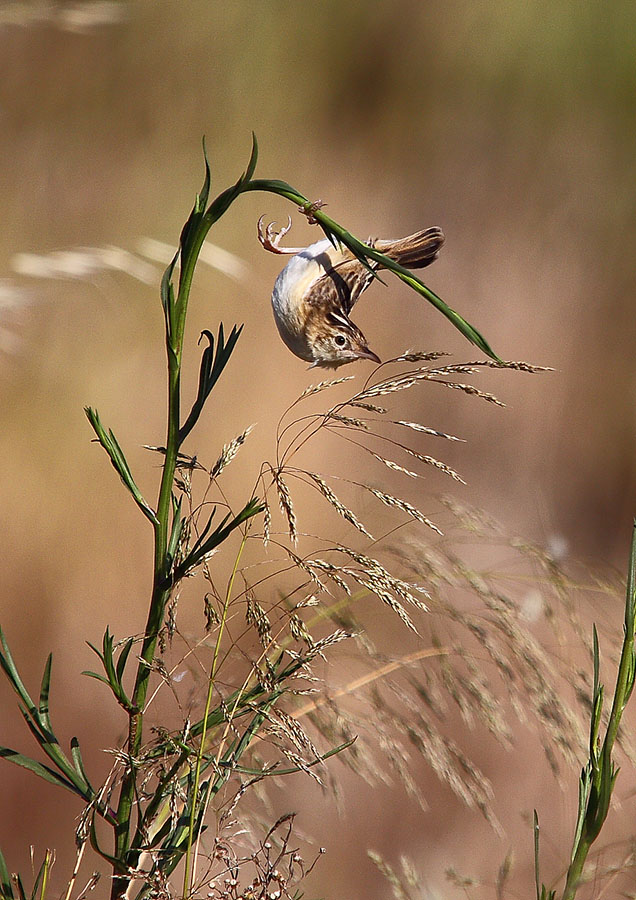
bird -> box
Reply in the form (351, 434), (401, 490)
(258, 215), (445, 368)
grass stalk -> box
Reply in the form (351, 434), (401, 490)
(548, 523), (636, 900)
(182, 530), (250, 898)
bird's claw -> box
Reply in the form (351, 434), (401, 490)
(257, 215), (304, 255)
(299, 199), (326, 225)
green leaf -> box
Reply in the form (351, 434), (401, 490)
(626, 520), (636, 633)
(85, 408), (159, 526)
(241, 132), (259, 185)
(590, 626), (603, 759)
(178, 140), (212, 267)
(178, 323), (243, 445)
(82, 670), (111, 686)
(0, 626), (38, 715)
(218, 736), (356, 775)
(70, 737), (92, 789)
(160, 250), (179, 339)
(115, 636), (134, 683)
(27, 852), (50, 900)
(17, 706), (91, 798)
(38, 655), (52, 731)
(0, 628), (94, 799)
(201, 136), (260, 231)
(0, 846), (15, 900)
(533, 810), (540, 900)
(0, 746), (76, 793)
(85, 630), (135, 711)
(171, 497), (263, 583)
(167, 496), (184, 566)
(197, 137), (212, 211)
(570, 762), (591, 862)
(88, 818), (120, 866)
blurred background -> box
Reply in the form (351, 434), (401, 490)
(1, 1), (635, 897)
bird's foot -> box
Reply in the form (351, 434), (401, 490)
(299, 199), (326, 224)
(257, 215), (304, 254)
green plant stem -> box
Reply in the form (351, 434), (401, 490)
(182, 531), (249, 898)
(110, 220), (198, 900)
(561, 524), (636, 900)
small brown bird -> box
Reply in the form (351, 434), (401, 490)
(258, 216), (444, 368)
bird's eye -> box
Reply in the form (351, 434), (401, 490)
(334, 334), (346, 347)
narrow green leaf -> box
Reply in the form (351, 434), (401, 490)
(571, 763), (591, 861)
(28, 853), (48, 900)
(115, 637), (134, 683)
(185, 505), (219, 558)
(84, 632), (134, 710)
(70, 737), (92, 790)
(592, 626), (600, 700)
(178, 140), (212, 270)
(533, 810), (540, 900)
(593, 742), (615, 837)
(86, 640), (103, 661)
(178, 324), (243, 445)
(167, 497), (184, 565)
(85, 408), (159, 525)
(218, 736), (356, 775)
(626, 520), (636, 633)
(220, 694), (278, 775)
(0, 746), (76, 792)
(81, 670), (111, 687)
(38, 654), (52, 730)
(88, 819), (120, 866)
(172, 497), (263, 583)
(0, 846), (15, 900)
(590, 626), (602, 759)
(186, 653), (302, 742)
(160, 251), (178, 339)
(0, 626), (38, 717)
(197, 137), (212, 212)
(101, 628), (117, 686)
(241, 132), (259, 184)
(625, 646), (636, 705)
(16, 704), (92, 798)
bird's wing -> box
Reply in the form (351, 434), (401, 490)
(305, 256), (378, 315)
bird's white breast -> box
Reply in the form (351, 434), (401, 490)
(271, 239), (341, 361)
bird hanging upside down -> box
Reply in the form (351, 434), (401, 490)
(258, 214), (445, 368)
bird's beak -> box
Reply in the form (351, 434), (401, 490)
(358, 347), (382, 365)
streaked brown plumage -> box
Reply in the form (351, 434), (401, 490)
(259, 217), (444, 368)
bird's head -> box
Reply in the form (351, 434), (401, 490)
(308, 310), (381, 369)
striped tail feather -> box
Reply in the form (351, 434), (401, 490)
(374, 226), (445, 270)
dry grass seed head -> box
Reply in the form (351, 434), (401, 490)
(210, 425), (255, 479)
(326, 411), (371, 429)
(273, 471), (298, 545)
(348, 400), (387, 413)
(401, 446), (465, 482)
(394, 419), (464, 441)
(245, 590), (272, 648)
(362, 486), (443, 535)
(305, 471), (373, 539)
(298, 375), (355, 399)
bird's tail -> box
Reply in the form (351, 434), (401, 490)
(373, 226), (445, 270)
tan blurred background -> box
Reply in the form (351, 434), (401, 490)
(1, 1), (635, 897)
